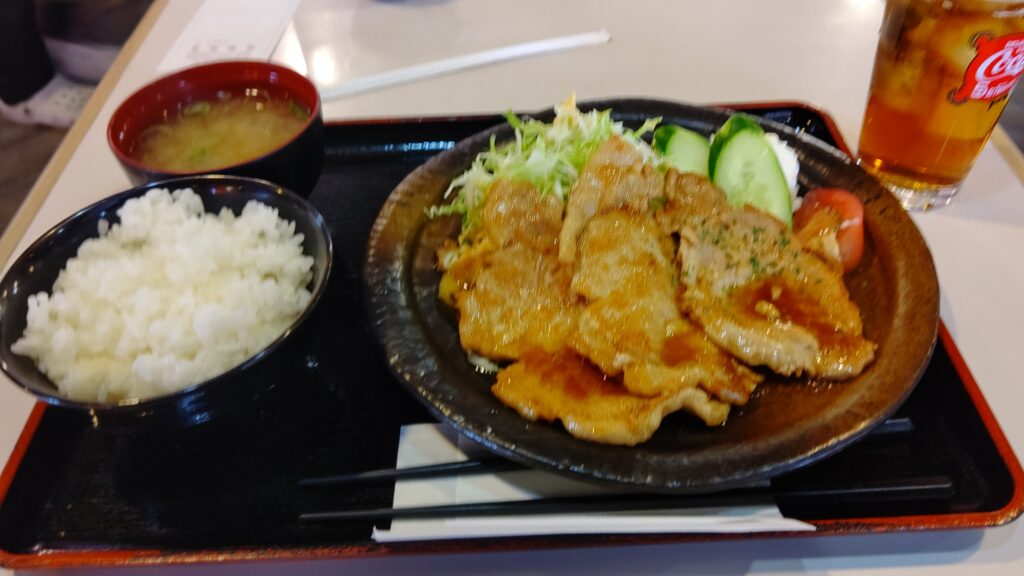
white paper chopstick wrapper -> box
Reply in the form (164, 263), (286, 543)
(319, 30), (611, 101)
(158, 0), (301, 73)
(372, 424), (815, 542)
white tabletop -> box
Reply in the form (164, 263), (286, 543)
(4, 0), (1024, 574)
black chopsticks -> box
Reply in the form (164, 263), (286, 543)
(298, 415), (935, 522)
(299, 476), (954, 522)
(298, 457), (524, 488)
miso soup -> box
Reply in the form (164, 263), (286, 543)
(136, 90), (309, 172)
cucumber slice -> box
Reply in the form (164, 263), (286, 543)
(708, 114), (764, 180)
(653, 124), (710, 176)
(711, 124), (793, 226)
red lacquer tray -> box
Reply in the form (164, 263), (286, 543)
(0, 102), (1020, 569)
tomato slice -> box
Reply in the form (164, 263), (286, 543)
(794, 188), (865, 273)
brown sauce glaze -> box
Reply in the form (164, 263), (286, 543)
(660, 333), (702, 366)
(734, 278), (859, 350)
(520, 349), (629, 400)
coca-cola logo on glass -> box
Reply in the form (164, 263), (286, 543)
(951, 32), (1024, 103)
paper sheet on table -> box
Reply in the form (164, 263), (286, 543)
(158, 0), (301, 73)
(372, 424), (815, 542)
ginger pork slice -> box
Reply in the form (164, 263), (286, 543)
(676, 205), (876, 379)
(651, 170), (732, 235)
(481, 179), (564, 251)
(493, 350), (730, 446)
(439, 179), (577, 360)
(456, 244), (576, 359)
(793, 205), (844, 273)
(558, 136), (663, 262)
(571, 211), (760, 407)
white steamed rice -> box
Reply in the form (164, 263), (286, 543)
(11, 188), (314, 403)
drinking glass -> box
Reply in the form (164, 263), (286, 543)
(858, 0), (1024, 210)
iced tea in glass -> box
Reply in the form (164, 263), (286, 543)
(858, 0), (1024, 210)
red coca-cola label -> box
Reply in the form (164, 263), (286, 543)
(951, 32), (1024, 103)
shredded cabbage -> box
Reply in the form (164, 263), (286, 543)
(427, 95), (661, 233)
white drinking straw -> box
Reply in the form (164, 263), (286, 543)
(319, 30), (611, 101)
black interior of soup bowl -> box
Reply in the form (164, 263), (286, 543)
(0, 175), (332, 426)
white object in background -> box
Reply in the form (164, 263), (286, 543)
(158, 0), (301, 73)
(371, 424), (816, 542)
(319, 30), (612, 101)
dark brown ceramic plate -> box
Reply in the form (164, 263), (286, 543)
(364, 98), (939, 493)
